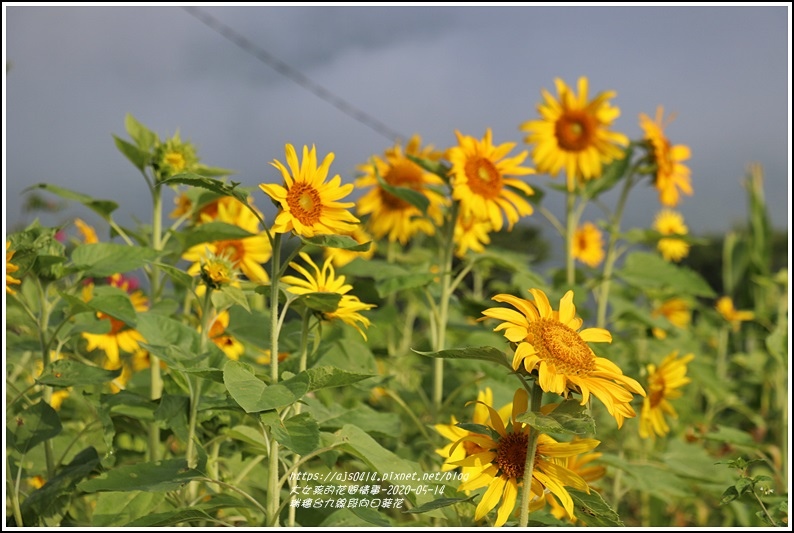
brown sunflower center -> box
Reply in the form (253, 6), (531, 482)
(656, 139), (674, 175)
(286, 183), (323, 225)
(464, 156), (503, 199)
(536, 319), (596, 375)
(381, 161), (424, 210)
(216, 241), (244, 264)
(495, 432), (529, 479)
(648, 374), (666, 408)
(555, 110), (596, 152)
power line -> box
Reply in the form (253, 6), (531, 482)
(182, 6), (406, 143)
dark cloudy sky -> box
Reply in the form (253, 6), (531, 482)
(4, 5), (791, 250)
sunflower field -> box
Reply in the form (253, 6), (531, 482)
(4, 76), (789, 528)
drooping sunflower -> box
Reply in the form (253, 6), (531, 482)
(182, 197), (272, 284)
(639, 106), (693, 207)
(282, 252), (376, 340)
(447, 128), (536, 232)
(639, 351), (695, 439)
(651, 297), (691, 339)
(260, 144), (359, 238)
(715, 296), (754, 332)
(520, 77), (628, 190)
(81, 275), (149, 367)
(572, 222), (605, 267)
(482, 289), (646, 428)
(447, 388), (599, 526)
(6, 241), (22, 295)
(653, 209), (689, 262)
(356, 135), (447, 245)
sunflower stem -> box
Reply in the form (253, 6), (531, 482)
(35, 279), (56, 478)
(287, 309), (312, 527)
(433, 202), (459, 412)
(564, 189), (577, 286)
(266, 232), (283, 526)
(596, 173), (635, 328)
(518, 382), (544, 527)
(716, 325), (729, 381)
(148, 181), (164, 462)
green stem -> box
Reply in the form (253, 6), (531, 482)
(267, 233), (283, 526)
(751, 486), (777, 526)
(148, 182), (164, 462)
(518, 382), (544, 527)
(386, 240), (398, 356)
(384, 389), (434, 443)
(287, 310), (313, 527)
(6, 454), (23, 526)
(35, 279), (55, 478)
(596, 174), (634, 328)
(716, 325), (729, 381)
(433, 202), (459, 411)
(195, 477), (270, 519)
(185, 290), (212, 469)
(565, 190), (577, 286)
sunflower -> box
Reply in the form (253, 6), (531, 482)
(544, 437), (606, 522)
(520, 77), (628, 190)
(182, 197), (271, 284)
(152, 131), (199, 181)
(108, 349), (151, 394)
(81, 276), (149, 367)
(481, 289), (646, 428)
(260, 144), (359, 238)
(572, 222), (604, 267)
(653, 209), (689, 262)
(282, 252), (376, 340)
(356, 134), (447, 245)
(639, 106), (692, 207)
(447, 128), (535, 232)
(453, 213), (493, 258)
(651, 297), (691, 339)
(447, 388), (599, 525)
(639, 351), (695, 439)
(324, 226), (376, 268)
(6, 241), (22, 295)
(715, 296), (754, 332)
(435, 388), (511, 479)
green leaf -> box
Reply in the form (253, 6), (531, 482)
(616, 251), (716, 297)
(36, 359), (121, 388)
(159, 173), (249, 204)
(71, 243), (160, 277)
(516, 400), (595, 435)
(179, 221), (256, 251)
(93, 491), (166, 527)
(78, 459), (202, 493)
(113, 135), (150, 173)
(568, 488), (624, 527)
(8, 401), (62, 454)
(336, 424), (431, 506)
(151, 262), (193, 287)
(304, 397), (400, 437)
(406, 154), (450, 180)
(294, 292), (342, 313)
(305, 366), (374, 392)
(581, 146), (633, 201)
(414, 346), (512, 371)
(720, 485), (740, 505)
(373, 162), (429, 214)
(17, 447), (101, 526)
(154, 393), (190, 445)
(75, 285), (138, 326)
(403, 495), (475, 514)
(126, 509), (217, 527)
(376, 271), (437, 298)
(703, 425), (757, 448)
(349, 506), (394, 527)
(25, 183), (119, 220)
(300, 234), (372, 251)
(223, 360), (309, 413)
(211, 284), (251, 312)
(226, 425), (269, 455)
(261, 411), (320, 455)
(455, 423), (501, 442)
(124, 113), (158, 151)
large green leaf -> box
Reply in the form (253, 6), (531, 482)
(24, 183), (119, 220)
(113, 135), (150, 172)
(304, 397), (400, 437)
(124, 113), (158, 151)
(568, 488), (623, 527)
(180, 221), (256, 250)
(36, 359), (121, 388)
(261, 411), (319, 455)
(78, 459), (202, 492)
(305, 366), (374, 392)
(294, 292), (342, 313)
(17, 447), (101, 526)
(223, 360), (309, 413)
(300, 234), (372, 251)
(516, 399), (595, 435)
(616, 252), (715, 297)
(71, 243), (159, 277)
(8, 401), (62, 454)
(414, 346), (512, 371)
(92, 491), (166, 526)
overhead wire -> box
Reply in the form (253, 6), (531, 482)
(182, 6), (407, 143)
